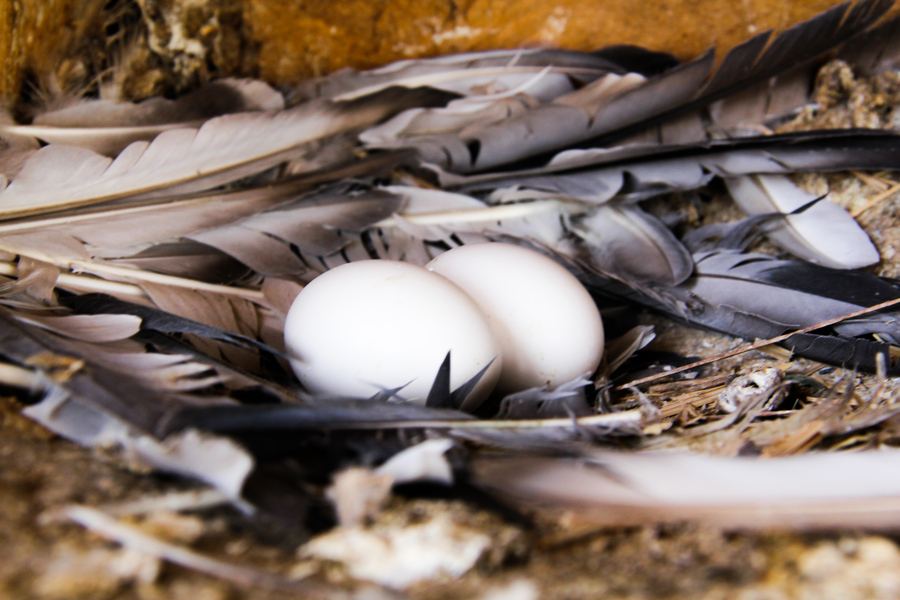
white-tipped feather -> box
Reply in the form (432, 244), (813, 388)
(725, 174), (879, 269)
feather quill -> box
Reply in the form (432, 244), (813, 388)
(444, 130), (900, 204)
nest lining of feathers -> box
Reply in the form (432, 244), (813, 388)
(0, 2), (900, 594)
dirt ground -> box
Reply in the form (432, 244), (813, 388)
(3, 335), (900, 600)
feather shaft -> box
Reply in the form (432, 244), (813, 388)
(0, 251), (266, 302)
(616, 295), (900, 390)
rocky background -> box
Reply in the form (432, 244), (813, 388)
(0, 0), (860, 104)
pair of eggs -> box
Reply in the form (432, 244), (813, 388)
(283, 243), (605, 408)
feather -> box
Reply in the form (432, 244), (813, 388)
(290, 48), (629, 103)
(601, 324), (657, 377)
(0, 132), (39, 186)
(494, 378), (594, 419)
(0, 311), (210, 428)
(444, 130), (900, 204)
(567, 14), (900, 167)
(59, 292), (283, 358)
(190, 182), (686, 288)
(11, 312), (142, 343)
(138, 282), (274, 374)
(189, 187), (404, 278)
(404, 0), (892, 172)
(406, 72), (648, 170)
(471, 449), (900, 529)
(568, 205), (694, 285)
(0, 149), (413, 267)
(596, 249), (900, 373)
(687, 251), (900, 343)
(0, 187), (292, 261)
(360, 94), (539, 146)
(707, 12), (900, 134)
(157, 398), (643, 447)
(841, 12), (900, 74)
(0, 87), (452, 220)
(360, 67), (648, 150)
(424, 352), (499, 412)
(2, 78), (285, 155)
(187, 183), (584, 278)
(724, 174), (879, 269)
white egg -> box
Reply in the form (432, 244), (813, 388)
(427, 243), (604, 392)
(284, 260), (501, 406)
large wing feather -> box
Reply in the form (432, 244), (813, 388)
(406, 0), (892, 172)
(0, 87), (451, 220)
(2, 79), (285, 155)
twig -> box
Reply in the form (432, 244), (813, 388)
(58, 505), (336, 595)
(852, 181), (900, 218)
(851, 170), (893, 192)
(616, 297), (900, 391)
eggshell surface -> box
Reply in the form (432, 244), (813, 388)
(284, 260), (501, 404)
(427, 243), (604, 392)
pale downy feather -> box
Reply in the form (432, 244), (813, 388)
(724, 174), (879, 269)
(472, 449), (900, 529)
(0, 87), (451, 219)
(1, 78), (285, 155)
